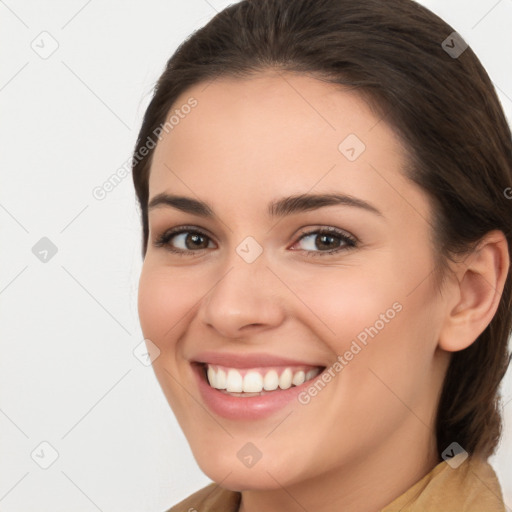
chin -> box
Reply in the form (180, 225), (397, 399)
(192, 447), (309, 492)
(200, 467), (286, 492)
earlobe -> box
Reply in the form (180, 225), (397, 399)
(438, 230), (510, 353)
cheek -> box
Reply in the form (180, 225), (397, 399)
(137, 264), (203, 420)
(137, 264), (199, 347)
(288, 258), (438, 384)
(284, 264), (398, 347)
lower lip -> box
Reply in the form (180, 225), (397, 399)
(192, 363), (323, 421)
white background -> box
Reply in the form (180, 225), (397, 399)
(0, 1), (511, 511)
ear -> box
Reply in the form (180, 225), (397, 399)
(438, 230), (510, 352)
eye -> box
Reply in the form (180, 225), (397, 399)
(153, 225), (358, 257)
(153, 227), (215, 255)
(291, 227), (357, 256)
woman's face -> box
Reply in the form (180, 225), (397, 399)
(138, 71), (451, 491)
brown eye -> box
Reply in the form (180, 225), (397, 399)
(154, 228), (215, 254)
(182, 232), (210, 250)
(316, 233), (341, 250)
(293, 227), (357, 256)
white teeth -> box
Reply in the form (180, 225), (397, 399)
(216, 368), (227, 389)
(206, 365), (322, 393)
(292, 370), (305, 386)
(209, 366), (227, 389)
(306, 369), (320, 381)
(207, 366), (217, 388)
(243, 371), (263, 392)
(226, 369), (243, 392)
(263, 370), (279, 391)
(279, 368), (292, 390)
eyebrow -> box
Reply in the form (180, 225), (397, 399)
(147, 192), (384, 218)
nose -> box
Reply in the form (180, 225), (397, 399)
(198, 257), (287, 339)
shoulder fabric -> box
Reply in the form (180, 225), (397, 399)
(165, 482), (241, 512)
(164, 456), (505, 512)
(381, 456), (505, 511)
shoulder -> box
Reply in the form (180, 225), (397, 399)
(382, 455), (506, 511)
(165, 482), (241, 512)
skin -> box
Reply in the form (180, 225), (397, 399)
(137, 70), (509, 512)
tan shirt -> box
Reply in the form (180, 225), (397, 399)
(166, 456), (506, 511)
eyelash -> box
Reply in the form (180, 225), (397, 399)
(298, 227), (358, 257)
(153, 225), (358, 258)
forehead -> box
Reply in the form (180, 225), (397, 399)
(148, 71), (426, 220)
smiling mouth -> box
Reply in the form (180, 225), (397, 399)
(199, 363), (325, 397)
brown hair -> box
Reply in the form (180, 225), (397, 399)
(132, 0), (512, 459)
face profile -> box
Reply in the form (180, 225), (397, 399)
(131, 1), (512, 510)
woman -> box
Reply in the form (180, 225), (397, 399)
(132, 0), (512, 510)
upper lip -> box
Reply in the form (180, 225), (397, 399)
(191, 351), (326, 369)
